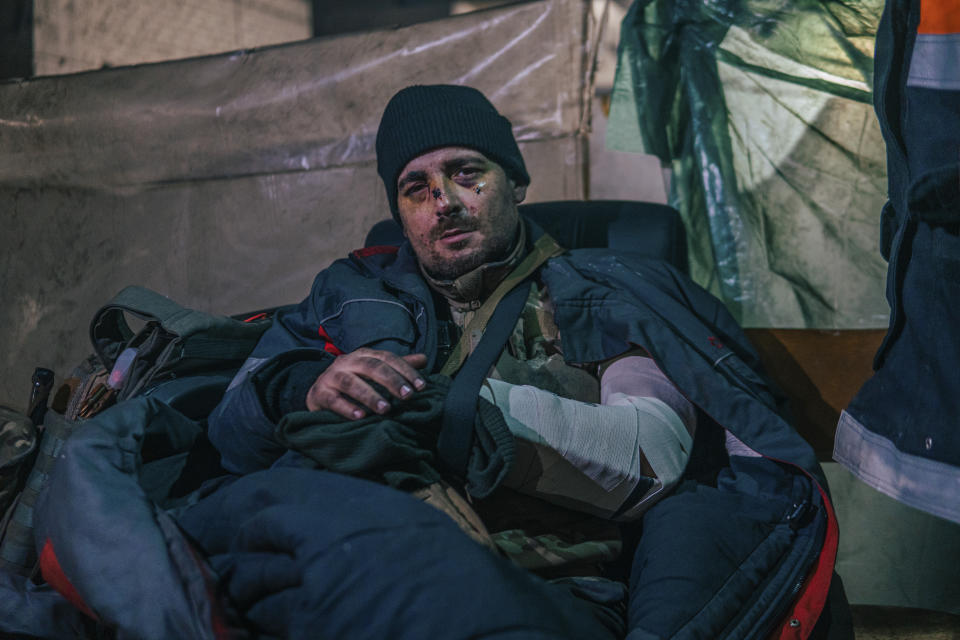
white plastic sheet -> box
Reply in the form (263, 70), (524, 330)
(0, 0), (591, 405)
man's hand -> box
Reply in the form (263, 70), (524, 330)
(306, 348), (427, 420)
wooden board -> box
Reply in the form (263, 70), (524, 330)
(743, 329), (887, 459)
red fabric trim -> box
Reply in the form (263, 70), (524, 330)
(324, 342), (343, 356)
(317, 325), (344, 356)
(181, 532), (236, 639)
(242, 312), (269, 323)
(353, 245), (399, 258)
(39, 538), (98, 621)
(773, 480), (839, 640)
(919, 0), (960, 34)
(571, 340), (837, 637)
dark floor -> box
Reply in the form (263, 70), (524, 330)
(852, 607), (960, 639)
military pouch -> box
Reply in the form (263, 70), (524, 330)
(0, 409), (77, 577)
(89, 285), (271, 403)
(0, 408), (37, 533)
(1, 287), (272, 579)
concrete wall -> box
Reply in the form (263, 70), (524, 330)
(33, 0), (312, 76)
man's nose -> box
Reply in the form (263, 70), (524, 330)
(431, 179), (462, 215)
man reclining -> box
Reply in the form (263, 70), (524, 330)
(190, 84), (842, 639)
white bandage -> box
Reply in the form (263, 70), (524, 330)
(481, 356), (695, 520)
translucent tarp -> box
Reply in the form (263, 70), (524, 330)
(0, 0), (591, 406)
(608, 0), (890, 328)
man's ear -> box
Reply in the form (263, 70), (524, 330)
(512, 182), (527, 204)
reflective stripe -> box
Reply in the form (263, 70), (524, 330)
(225, 356), (268, 392)
(908, 34), (960, 89)
(318, 298), (416, 326)
(834, 410), (960, 525)
(919, 0), (960, 34)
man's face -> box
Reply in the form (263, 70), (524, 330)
(396, 147), (526, 281)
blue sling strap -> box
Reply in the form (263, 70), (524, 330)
(437, 232), (564, 480)
(437, 280), (531, 479)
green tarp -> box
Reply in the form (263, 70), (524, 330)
(609, 0), (889, 328)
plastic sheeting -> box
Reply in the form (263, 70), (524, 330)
(608, 0), (890, 328)
(0, 0), (591, 407)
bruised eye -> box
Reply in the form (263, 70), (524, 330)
(401, 182), (428, 198)
(454, 166), (482, 182)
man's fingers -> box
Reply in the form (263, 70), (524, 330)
(401, 353), (429, 388)
(306, 350), (429, 418)
(377, 352), (427, 393)
(307, 374), (383, 418)
(402, 353), (428, 366)
(330, 368), (392, 414)
(323, 394), (368, 421)
(351, 351), (427, 398)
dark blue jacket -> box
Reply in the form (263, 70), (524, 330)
(207, 219), (839, 639)
(834, 0), (960, 524)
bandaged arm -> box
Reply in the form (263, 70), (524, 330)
(479, 356), (696, 520)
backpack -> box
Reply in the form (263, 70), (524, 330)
(0, 285), (271, 577)
(0, 408), (37, 557)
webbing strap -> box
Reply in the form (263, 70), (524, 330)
(439, 232), (564, 377)
(436, 231), (565, 479)
(438, 282), (531, 478)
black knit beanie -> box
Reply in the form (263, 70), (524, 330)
(376, 85), (530, 223)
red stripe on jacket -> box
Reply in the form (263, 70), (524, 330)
(318, 325), (344, 356)
(627, 341), (838, 637)
(353, 245), (399, 258)
(40, 538), (98, 621)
